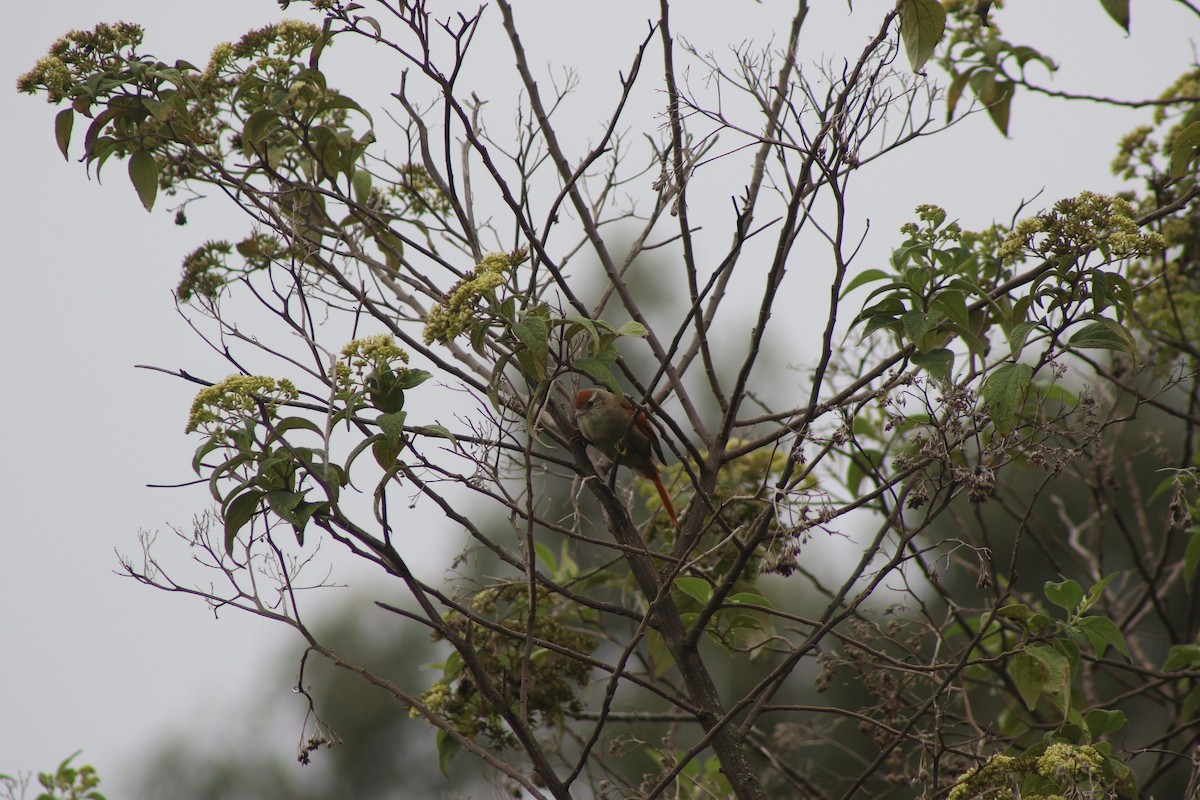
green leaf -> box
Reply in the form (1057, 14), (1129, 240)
(1162, 643), (1200, 671)
(1076, 615), (1130, 659)
(983, 80), (1015, 136)
(223, 489), (264, 553)
(899, 0), (947, 72)
(1182, 683), (1200, 721)
(412, 424), (457, 444)
(929, 290), (969, 329)
(532, 540), (557, 573)
(726, 592), (774, 609)
(946, 69), (974, 121)
(127, 148), (159, 211)
(351, 168), (373, 203)
(512, 312), (549, 379)
(983, 362), (1032, 432)
(1027, 643), (1072, 705)
(242, 109), (281, 157)
(674, 576), (713, 605)
(646, 629), (675, 677)
(1007, 650), (1045, 711)
(1098, 0), (1130, 32)
(1170, 121), (1200, 179)
(574, 354), (620, 394)
(1185, 527), (1200, 588)
(1007, 321), (1038, 359)
(1044, 578), (1083, 611)
(911, 348), (954, 383)
(54, 108), (74, 160)
(845, 449), (883, 495)
(900, 310), (939, 345)
(372, 437), (404, 469)
(1068, 319), (1134, 353)
(996, 603), (1031, 623)
(266, 489), (305, 518)
(396, 368), (433, 390)
(268, 415), (325, 442)
(377, 410), (408, 445)
(435, 728), (460, 777)
(1084, 708), (1126, 738)
(617, 320), (647, 337)
(1082, 572), (1118, 611)
(356, 14), (383, 37)
(839, 268), (892, 298)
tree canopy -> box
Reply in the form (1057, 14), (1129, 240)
(17, 1), (1200, 798)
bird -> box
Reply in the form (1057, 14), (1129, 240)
(573, 388), (678, 525)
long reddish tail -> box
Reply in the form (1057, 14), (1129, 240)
(648, 470), (679, 526)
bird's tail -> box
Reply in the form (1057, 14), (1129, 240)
(649, 470), (679, 526)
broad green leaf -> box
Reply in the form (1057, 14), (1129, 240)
(617, 321), (647, 337)
(969, 69), (1014, 135)
(574, 354), (620, 394)
(412, 424), (457, 443)
(191, 436), (224, 475)
(899, 0), (947, 72)
(726, 592), (774, 609)
(996, 603), (1031, 623)
(1007, 650), (1045, 711)
(377, 410), (407, 445)
(1099, 0), (1130, 32)
(289, 502), (325, 543)
(900, 310), (939, 345)
(1044, 577), (1083, 611)
(561, 315), (601, 351)
(911, 348), (954, 383)
(1145, 475), (1177, 506)
(646, 629), (675, 677)
(223, 489), (264, 553)
(983, 362), (1032, 432)
(1027, 643), (1072, 706)
(674, 576), (713, 605)
(983, 80), (1015, 136)
(372, 437), (404, 469)
(1068, 319), (1134, 353)
(1170, 121), (1200, 179)
(930, 290), (969, 329)
(1185, 527), (1200, 588)
(1007, 321), (1038, 359)
(54, 108), (73, 160)
(127, 148), (158, 211)
(356, 14), (383, 37)
(1084, 708), (1126, 738)
(845, 448), (883, 495)
(435, 728), (460, 777)
(512, 312), (549, 379)
(1162, 643), (1200, 671)
(532, 540), (557, 573)
(1082, 572), (1118, 611)
(839, 268), (892, 298)
(946, 69), (974, 121)
(269, 415), (325, 441)
(396, 368), (433, 390)
(351, 168), (372, 203)
(142, 96), (173, 122)
(242, 109), (281, 157)
(1076, 615), (1130, 659)
(1183, 683), (1200, 721)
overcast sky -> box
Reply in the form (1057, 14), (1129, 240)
(3, 1), (1196, 796)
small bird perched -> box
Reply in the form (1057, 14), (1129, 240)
(573, 388), (678, 525)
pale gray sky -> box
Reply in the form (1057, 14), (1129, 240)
(3, 1), (1195, 796)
